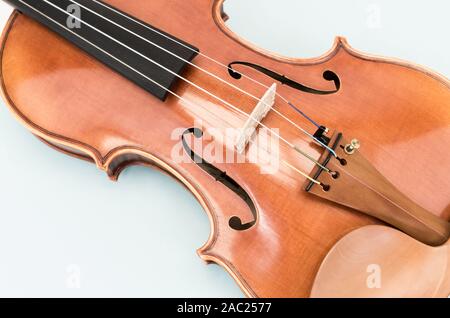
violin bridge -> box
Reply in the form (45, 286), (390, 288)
(235, 83), (277, 154)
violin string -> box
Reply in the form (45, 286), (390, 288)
(97, 0), (335, 146)
(91, 0), (322, 129)
(18, 0), (327, 185)
(41, 0), (331, 173)
(68, 0), (336, 157)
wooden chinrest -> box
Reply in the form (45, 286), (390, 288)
(310, 225), (450, 298)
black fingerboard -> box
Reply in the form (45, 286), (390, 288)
(5, 0), (199, 100)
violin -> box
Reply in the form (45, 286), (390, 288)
(0, 0), (449, 298)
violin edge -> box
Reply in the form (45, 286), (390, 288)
(212, 0), (450, 88)
(0, 10), (258, 298)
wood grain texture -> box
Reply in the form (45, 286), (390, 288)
(0, 0), (449, 297)
(311, 225), (450, 298)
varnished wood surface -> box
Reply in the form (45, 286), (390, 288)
(311, 225), (450, 298)
(0, 0), (449, 297)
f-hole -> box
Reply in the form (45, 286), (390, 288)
(228, 61), (341, 95)
(181, 128), (258, 231)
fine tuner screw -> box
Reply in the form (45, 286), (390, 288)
(344, 139), (360, 155)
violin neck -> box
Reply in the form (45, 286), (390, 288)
(5, 0), (198, 100)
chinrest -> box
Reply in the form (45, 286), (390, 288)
(310, 225), (450, 298)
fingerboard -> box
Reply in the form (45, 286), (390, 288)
(5, 0), (199, 100)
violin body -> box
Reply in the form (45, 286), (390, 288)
(1, 0), (449, 297)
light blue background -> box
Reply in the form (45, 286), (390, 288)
(0, 0), (448, 297)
